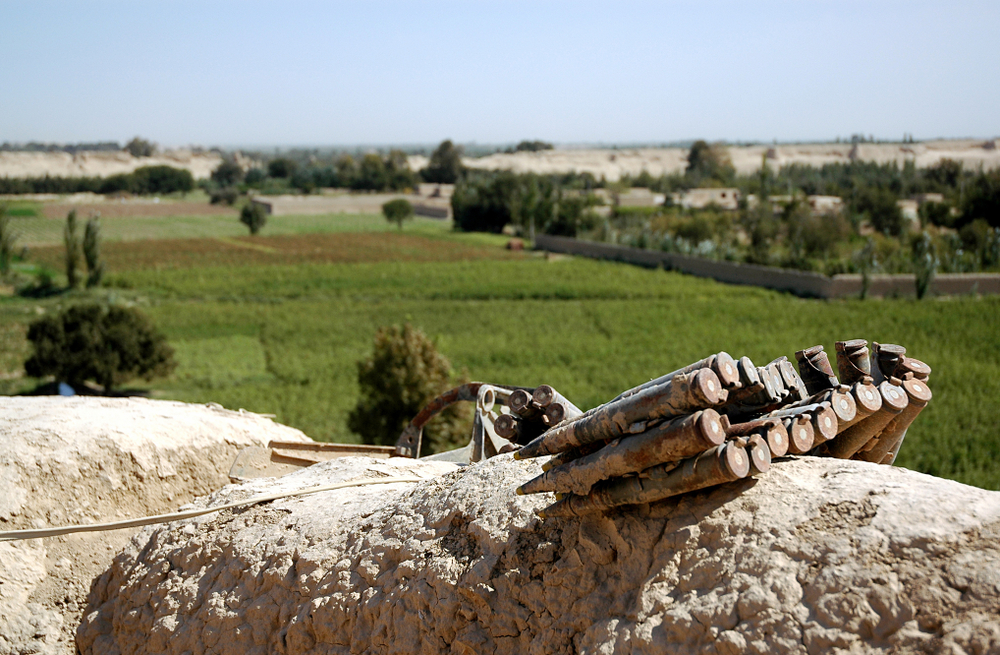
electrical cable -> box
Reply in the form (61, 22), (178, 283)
(0, 475), (424, 542)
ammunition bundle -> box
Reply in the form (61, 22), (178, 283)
(507, 341), (932, 518)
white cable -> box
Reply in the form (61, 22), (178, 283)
(0, 475), (424, 542)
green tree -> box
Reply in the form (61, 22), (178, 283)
(131, 166), (195, 195)
(268, 158), (298, 179)
(64, 210), (81, 288)
(911, 231), (938, 299)
(0, 203), (16, 275)
(83, 215), (104, 288)
(124, 137), (157, 157)
(211, 159), (244, 187)
(423, 139), (463, 184)
(685, 140), (735, 185)
(353, 154), (387, 191)
(347, 324), (471, 454)
(960, 170), (1000, 229)
(24, 304), (176, 392)
(855, 186), (906, 236)
(382, 198), (414, 230)
(240, 202), (267, 235)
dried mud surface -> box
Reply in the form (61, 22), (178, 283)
(81, 454), (1000, 655)
(0, 396), (311, 655)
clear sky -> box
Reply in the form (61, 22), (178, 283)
(2, 1), (998, 147)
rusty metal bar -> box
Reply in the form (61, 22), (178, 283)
(872, 342), (906, 384)
(745, 433), (773, 475)
(610, 352), (742, 406)
(726, 417), (788, 457)
(795, 345), (840, 395)
(508, 388), (543, 420)
(393, 382), (484, 457)
(835, 339), (871, 385)
(515, 368), (727, 459)
(537, 441), (751, 518)
(895, 356), (931, 381)
(835, 381), (882, 430)
(544, 400), (583, 426)
(518, 410), (726, 496)
(775, 357), (809, 402)
(855, 378), (932, 463)
(766, 385), (857, 425)
(819, 381), (908, 459)
(541, 439), (609, 472)
(494, 413), (545, 445)
(781, 416), (815, 455)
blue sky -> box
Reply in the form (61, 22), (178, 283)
(2, 1), (997, 147)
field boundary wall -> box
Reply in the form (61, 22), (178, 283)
(534, 234), (1000, 298)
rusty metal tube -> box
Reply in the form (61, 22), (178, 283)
(782, 416), (815, 455)
(541, 440), (609, 472)
(855, 378), (932, 463)
(515, 368), (727, 459)
(821, 381), (908, 459)
(872, 342), (906, 384)
(795, 345), (840, 395)
(518, 410), (726, 496)
(508, 388), (543, 420)
(544, 400), (583, 426)
(726, 418), (788, 457)
(835, 381), (882, 430)
(494, 413), (545, 445)
(895, 356), (931, 381)
(835, 339), (871, 385)
(765, 386), (857, 425)
(537, 442), (751, 518)
(610, 352), (741, 404)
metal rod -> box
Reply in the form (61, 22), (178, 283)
(537, 442), (750, 518)
(543, 400), (583, 426)
(871, 342), (906, 385)
(835, 339), (871, 385)
(854, 378), (932, 463)
(515, 368), (727, 459)
(795, 345), (840, 395)
(518, 410), (726, 496)
(819, 381), (908, 459)
(834, 381), (882, 430)
(782, 415), (815, 454)
(508, 388), (543, 420)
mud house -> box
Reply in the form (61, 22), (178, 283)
(672, 188), (741, 210)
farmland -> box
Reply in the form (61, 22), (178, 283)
(1, 210), (998, 490)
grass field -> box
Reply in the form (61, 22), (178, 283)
(1, 211), (998, 490)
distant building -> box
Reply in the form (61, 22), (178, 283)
(615, 188), (666, 207)
(912, 193), (944, 205)
(807, 195), (844, 214)
(673, 188), (740, 210)
(896, 199), (920, 224)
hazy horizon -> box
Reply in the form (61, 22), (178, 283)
(3, 1), (998, 147)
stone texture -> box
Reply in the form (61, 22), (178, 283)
(0, 396), (311, 655)
(80, 453), (1000, 655)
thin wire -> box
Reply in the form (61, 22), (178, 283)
(0, 476), (424, 542)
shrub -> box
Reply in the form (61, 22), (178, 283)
(124, 137), (156, 158)
(240, 202), (267, 235)
(24, 304), (176, 391)
(911, 231), (938, 299)
(382, 198), (414, 230)
(64, 210), (81, 288)
(131, 165), (195, 195)
(83, 216), (104, 288)
(347, 324), (470, 454)
(267, 158), (298, 179)
(211, 160), (244, 187)
(210, 188), (240, 205)
(0, 203), (16, 275)
(422, 140), (463, 184)
(515, 140), (554, 152)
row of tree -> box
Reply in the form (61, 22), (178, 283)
(0, 165), (195, 196)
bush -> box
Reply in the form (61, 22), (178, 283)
(211, 159), (244, 187)
(24, 304), (176, 391)
(382, 198), (414, 230)
(124, 137), (156, 158)
(0, 204), (16, 275)
(347, 324), (471, 454)
(64, 210), (81, 288)
(515, 140), (554, 152)
(83, 216), (104, 288)
(267, 158), (297, 179)
(240, 202), (267, 235)
(210, 188), (240, 206)
(131, 165), (195, 195)
(422, 140), (463, 184)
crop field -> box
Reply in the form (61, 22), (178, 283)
(0, 212), (998, 490)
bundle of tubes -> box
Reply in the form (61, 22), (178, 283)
(504, 340), (932, 518)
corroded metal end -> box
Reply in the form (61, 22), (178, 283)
(880, 381), (910, 412)
(784, 416), (815, 455)
(494, 413), (518, 440)
(722, 442), (752, 479)
(509, 389), (541, 419)
(902, 377), (932, 405)
(873, 343), (906, 382)
(532, 384), (557, 407)
(811, 404), (839, 443)
(697, 410), (726, 447)
(713, 352), (741, 389)
(747, 434), (772, 475)
(737, 356), (762, 391)
(829, 389), (858, 424)
(795, 345), (840, 395)
(835, 339), (871, 384)
(777, 358), (809, 401)
(897, 357), (931, 381)
(694, 369), (727, 406)
(764, 421), (789, 457)
(852, 381), (882, 415)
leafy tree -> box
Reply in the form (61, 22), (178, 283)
(24, 304), (176, 392)
(919, 201), (952, 228)
(244, 168), (267, 186)
(0, 203), (16, 275)
(353, 154), (387, 191)
(515, 140), (554, 152)
(347, 324), (470, 454)
(740, 199), (778, 264)
(83, 215), (104, 288)
(211, 159), (244, 187)
(240, 202), (267, 235)
(854, 186), (906, 236)
(382, 198), (414, 230)
(124, 137), (157, 158)
(268, 158), (298, 179)
(960, 170), (1000, 229)
(64, 210), (81, 288)
(685, 140), (735, 184)
(423, 140), (463, 184)
(911, 231), (938, 299)
(131, 166), (195, 194)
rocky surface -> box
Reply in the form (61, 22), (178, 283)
(0, 396), (312, 655)
(80, 453), (1000, 655)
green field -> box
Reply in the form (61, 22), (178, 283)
(1, 212), (998, 490)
